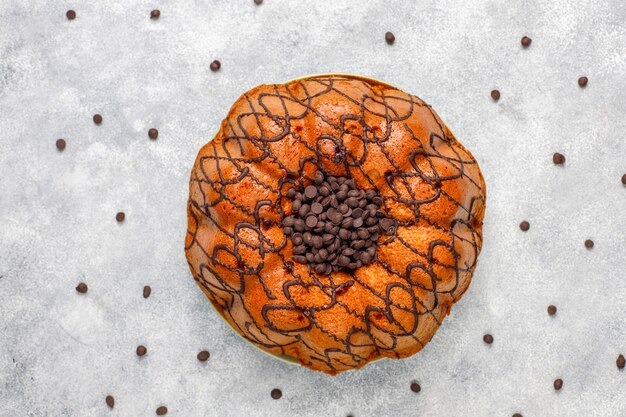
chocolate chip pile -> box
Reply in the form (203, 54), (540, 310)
(282, 171), (396, 274)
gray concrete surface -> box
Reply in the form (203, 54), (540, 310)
(1, 0), (625, 416)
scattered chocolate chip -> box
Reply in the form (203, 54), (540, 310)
(621, 174), (626, 185)
(105, 395), (114, 409)
(148, 128), (159, 140)
(197, 350), (210, 362)
(410, 382), (421, 393)
(553, 378), (563, 390)
(143, 285), (152, 298)
(483, 334), (494, 344)
(521, 36), (532, 47)
(136, 345), (147, 357)
(116, 212), (125, 222)
(385, 32), (395, 45)
(552, 152), (565, 165)
(254, 0), (263, 4)
(512, 414), (523, 417)
(76, 282), (88, 293)
(93, 114), (103, 125)
(210, 60), (221, 72)
(156, 406), (168, 415)
(66, 10), (76, 20)
(617, 354), (625, 369)
(519, 221), (530, 231)
(584, 239), (594, 249)
(56, 138), (66, 151)
(547, 305), (557, 316)
(150, 9), (161, 19)
(270, 388), (282, 399)
(490, 89), (500, 101)
(578, 76), (588, 87)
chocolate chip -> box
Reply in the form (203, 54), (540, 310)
(116, 212), (125, 222)
(293, 255), (306, 264)
(304, 185), (318, 199)
(150, 9), (161, 19)
(621, 174), (626, 185)
(148, 128), (159, 139)
(385, 32), (395, 45)
(312, 235), (323, 249)
(512, 414), (523, 417)
(298, 204), (310, 217)
(357, 229), (369, 239)
(410, 382), (421, 393)
(491, 90), (500, 101)
(483, 334), (494, 344)
(66, 10), (76, 20)
(380, 218), (395, 234)
(56, 138), (66, 151)
(346, 197), (359, 208)
(341, 217), (354, 229)
(271, 388), (282, 399)
(337, 255), (350, 267)
(553, 152), (565, 165)
(305, 216), (318, 228)
(360, 252), (372, 263)
(521, 36), (532, 47)
(254, 0), (263, 4)
(584, 239), (594, 249)
(156, 406), (168, 415)
(519, 221), (530, 231)
(105, 395), (114, 409)
(197, 350), (210, 362)
(136, 345), (147, 356)
(352, 240), (365, 250)
(76, 282), (88, 293)
(553, 378), (563, 390)
(93, 114), (103, 125)
(578, 76), (588, 87)
(210, 60), (221, 72)
(617, 354), (625, 369)
(547, 305), (557, 316)
(311, 202), (323, 214)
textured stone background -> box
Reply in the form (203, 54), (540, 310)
(1, 0), (625, 416)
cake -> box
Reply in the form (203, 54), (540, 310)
(185, 74), (486, 374)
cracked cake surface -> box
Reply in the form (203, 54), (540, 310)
(185, 74), (486, 374)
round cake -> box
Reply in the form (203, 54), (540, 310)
(185, 74), (486, 374)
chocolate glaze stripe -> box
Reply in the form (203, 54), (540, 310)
(186, 75), (484, 373)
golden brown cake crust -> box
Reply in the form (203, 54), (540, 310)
(185, 75), (486, 374)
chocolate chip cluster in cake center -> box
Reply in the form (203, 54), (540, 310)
(282, 171), (397, 275)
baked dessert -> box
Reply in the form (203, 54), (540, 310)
(185, 74), (486, 374)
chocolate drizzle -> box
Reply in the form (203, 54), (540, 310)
(185, 75), (486, 374)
